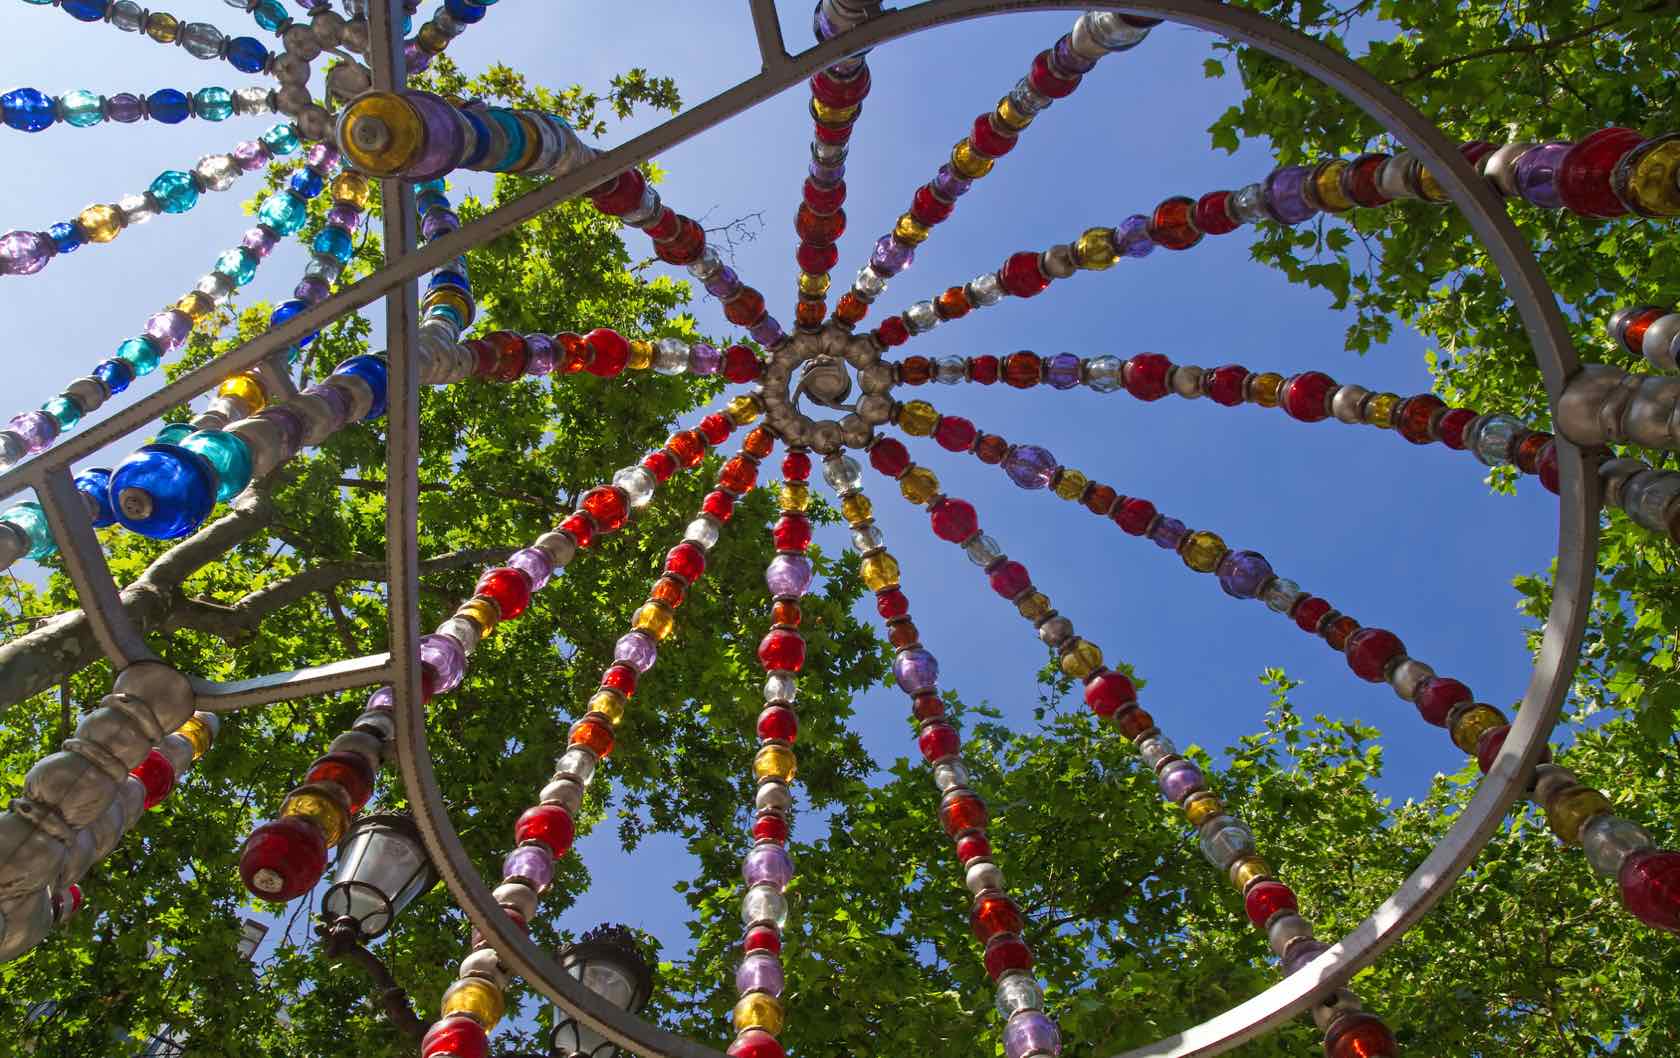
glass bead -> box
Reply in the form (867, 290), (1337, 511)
(144, 11), (181, 41)
(440, 977), (504, 1029)
(1002, 445), (1057, 490)
(239, 816), (328, 901)
(994, 975), (1044, 1021)
(737, 952), (784, 998)
(899, 466), (940, 504)
(1, 502), (55, 559)
(1323, 1014), (1397, 1058)
(741, 883), (788, 928)
(110, 444), (218, 539)
(779, 482), (810, 511)
(1619, 850), (1680, 934)
(178, 430), (252, 501)
(420, 631), (468, 696)
(108, 0), (143, 29)
(839, 493), (872, 526)
(281, 789), (349, 846)
(1345, 628), (1405, 682)
(893, 649), (939, 693)
(514, 803), (574, 856)
(1580, 814), (1653, 877)
(1449, 703), (1506, 753)
(1201, 820), (1256, 869)
(904, 300), (939, 333)
(1183, 793), (1222, 828)
(766, 554), (813, 597)
(149, 171), (200, 215)
(1060, 640), (1102, 679)
(1216, 550), (1274, 599)
(257, 192), (308, 236)
(54, 89), (102, 129)
(633, 601), (676, 640)
(503, 844), (554, 892)
(77, 204), (122, 243)
(587, 689), (626, 726)
(252, 0), (287, 30)
(1045, 353), (1082, 390)
(180, 21), (224, 59)
(1003, 1010), (1061, 1058)
(733, 993), (784, 1035)
(218, 374), (267, 413)
(1544, 785), (1613, 844)
(822, 456), (862, 493)
(1471, 412), (1524, 467)
(226, 36), (270, 74)
(1622, 137), (1680, 217)
(1176, 530), (1226, 573)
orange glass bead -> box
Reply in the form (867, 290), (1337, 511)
(772, 600), (802, 627)
(558, 332), (590, 374)
(719, 456), (759, 494)
(725, 288), (767, 326)
(651, 576), (686, 609)
(666, 431), (705, 468)
(795, 299), (826, 327)
(900, 356), (933, 385)
(581, 486), (628, 532)
(795, 204), (845, 244)
(1250, 372), (1284, 406)
(935, 286), (970, 319)
(1084, 484), (1117, 516)
(1003, 352), (1042, 388)
(569, 717), (614, 757)
(834, 293), (868, 325)
(1324, 616), (1360, 650)
(889, 621), (920, 648)
(743, 427), (775, 459)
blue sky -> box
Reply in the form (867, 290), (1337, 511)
(0, 0), (1560, 980)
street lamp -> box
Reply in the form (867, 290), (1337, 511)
(548, 924), (655, 1058)
(321, 812), (438, 938)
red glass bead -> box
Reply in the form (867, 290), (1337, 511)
(1324, 1013), (1398, 1058)
(485, 331), (526, 382)
(888, 619), (919, 648)
(1557, 127), (1643, 219)
(667, 430), (705, 468)
(971, 895), (1023, 942)
(641, 450), (676, 483)
(1292, 596), (1331, 634)
(665, 542), (707, 583)
(796, 242), (839, 275)
(1114, 497), (1156, 535)
(1395, 394), (1445, 444)
(559, 513), (594, 549)
(589, 169), (645, 215)
(918, 722), (959, 762)
(912, 694), (944, 721)
(466, 338), (496, 377)
(131, 748), (176, 809)
(745, 426), (775, 456)
(1461, 140), (1497, 166)
(1194, 190), (1239, 236)
(870, 437), (911, 477)
(239, 816), (329, 901)
(968, 355), (999, 385)
(1537, 439), (1560, 494)
(983, 934), (1033, 979)
(753, 812), (789, 843)
(1114, 706), (1155, 739)
(773, 514), (812, 551)
(1281, 371), (1335, 422)
(1512, 430), (1550, 475)
(1205, 365), (1248, 406)
(930, 498), (978, 542)
(584, 328), (629, 378)
(469, 910), (527, 950)
(900, 355), (933, 385)
(581, 485), (628, 532)
(1028, 50), (1079, 98)
(974, 435), (1008, 464)
(743, 924), (781, 953)
(1083, 483), (1117, 516)
(421, 1016), (490, 1058)
(1002, 351), (1042, 389)
(1474, 723), (1540, 773)
(306, 751), (376, 813)
(475, 567), (533, 620)
(1413, 676), (1471, 727)
(795, 204), (845, 244)
(642, 207), (680, 242)
(1619, 849), (1680, 934)
(758, 629), (806, 672)
(727, 1029), (787, 1058)
(653, 218), (705, 265)
(912, 184), (954, 226)
(813, 121), (852, 145)
(1341, 153), (1392, 208)
(1624, 307), (1667, 355)
(781, 451), (811, 481)
(988, 560), (1030, 599)
(876, 588), (909, 620)
(704, 490), (735, 521)
(876, 316), (909, 346)
(1084, 671), (1136, 717)
(1436, 408), (1477, 449)
(757, 705), (798, 743)
(515, 804), (575, 857)
(933, 415), (977, 452)
(1244, 880), (1298, 928)
(940, 792), (987, 837)
(602, 663), (637, 698)
(1125, 354), (1171, 401)
(698, 414), (733, 447)
(1324, 615), (1360, 651)
(971, 112), (1016, 157)
(719, 456), (759, 494)
(725, 288), (767, 327)
(803, 178), (847, 214)
(999, 252), (1049, 298)
(1344, 628), (1404, 681)
(1147, 196), (1202, 250)
(956, 833), (992, 863)
(722, 344), (762, 383)
(810, 66), (871, 107)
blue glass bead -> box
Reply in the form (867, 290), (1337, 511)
(42, 396), (82, 430)
(252, 0), (288, 31)
(288, 167), (323, 199)
(155, 422), (193, 445)
(429, 269), (467, 291)
(1, 502), (56, 560)
(94, 358), (135, 395)
(215, 246), (259, 286)
(444, 0), (487, 22)
(260, 121), (299, 156)
(312, 225), (354, 263)
(59, 89), (104, 128)
(61, 0), (107, 20)
(402, 13), (412, 32)
(149, 171), (200, 214)
(192, 87), (234, 122)
(110, 444), (218, 539)
(147, 90), (191, 125)
(74, 468), (117, 528)
(49, 221), (83, 255)
(179, 430), (252, 501)
(416, 190), (449, 215)
(256, 192), (307, 235)
(2, 89), (55, 132)
(226, 36), (269, 74)
(334, 355), (389, 420)
(117, 336), (162, 376)
(270, 299), (318, 346)
(459, 109), (491, 168)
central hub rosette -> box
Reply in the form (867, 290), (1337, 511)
(758, 323), (898, 454)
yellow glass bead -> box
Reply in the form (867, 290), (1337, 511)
(1448, 703), (1507, 753)
(780, 482), (810, 512)
(1052, 469), (1088, 501)
(78, 203), (122, 243)
(281, 790), (349, 846)
(754, 744), (797, 783)
(440, 977), (505, 1028)
(1015, 592), (1052, 622)
(1073, 228), (1119, 271)
(726, 394), (763, 425)
(1250, 372), (1284, 407)
(1060, 639), (1103, 679)
(588, 690), (627, 726)
(416, 21), (451, 53)
(859, 552), (901, 591)
(1545, 785), (1614, 844)
(1364, 392), (1401, 429)
(144, 11), (180, 42)
(995, 96), (1033, 131)
(458, 597), (499, 636)
(840, 493), (873, 526)
(893, 213), (930, 246)
(1228, 855), (1273, 891)
(218, 374), (268, 413)
(177, 716), (213, 759)
(810, 99), (860, 125)
(1180, 530), (1227, 574)
(899, 466), (940, 505)
(175, 291), (215, 322)
(627, 340), (655, 371)
(1626, 139), (1680, 217)
(632, 601), (676, 641)
(799, 272), (832, 297)
(898, 401), (939, 436)
(950, 140), (995, 180)
(339, 91), (426, 177)
(733, 993), (785, 1035)
(424, 288), (473, 326)
(1416, 165), (1450, 203)
(1313, 161), (1353, 212)
(330, 172), (373, 209)
(1183, 792), (1223, 828)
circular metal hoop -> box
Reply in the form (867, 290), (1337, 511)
(388, 3), (1595, 1057)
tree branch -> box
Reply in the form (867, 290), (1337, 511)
(1392, 11), (1641, 87)
(336, 476), (558, 512)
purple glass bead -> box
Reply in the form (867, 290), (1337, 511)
(1216, 550), (1273, 599)
(1053, 34), (1097, 74)
(294, 275), (331, 305)
(243, 225), (279, 257)
(256, 408), (304, 458)
(1515, 141), (1571, 209)
(508, 545), (554, 591)
(748, 316), (786, 347)
(614, 630), (658, 673)
(735, 952), (784, 998)
(1282, 938), (1331, 975)
(893, 648), (939, 694)
(327, 204), (362, 228)
(144, 310), (192, 352)
(932, 163), (972, 200)
(870, 234), (914, 277)
(808, 159), (845, 185)
(304, 142), (341, 172)
(233, 140), (270, 172)
(0, 230), (54, 276)
(765, 554), (813, 598)
(1113, 214), (1154, 258)
(1002, 445), (1057, 490)
(812, 6), (841, 40)
(105, 92), (144, 124)
(403, 39), (427, 71)
(366, 685), (395, 711)
(1158, 760), (1205, 802)
(687, 341), (721, 376)
(1044, 353), (1081, 390)
(1150, 516), (1187, 550)
(524, 333), (558, 376)
(1263, 165), (1318, 225)
(419, 631), (467, 695)
(7, 411), (57, 454)
(704, 266), (742, 299)
(741, 843), (794, 889)
(304, 381), (353, 424)
(502, 843), (554, 892)
(421, 209), (460, 240)
(1003, 1011), (1062, 1058)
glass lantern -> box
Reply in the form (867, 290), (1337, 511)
(320, 813), (437, 938)
(548, 925), (655, 1058)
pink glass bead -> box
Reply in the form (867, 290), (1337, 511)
(932, 163), (972, 200)
(0, 230), (53, 275)
(688, 341), (722, 375)
(294, 276), (330, 305)
(522, 334), (558, 376)
(327, 204), (361, 227)
(419, 632), (467, 695)
(502, 843), (554, 892)
(243, 225), (279, 257)
(367, 685), (395, 711)
(1003, 1011), (1061, 1058)
(305, 142), (341, 170)
(736, 952), (785, 997)
(1283, 938), (1330, 974)
(742, 843), (794, 889)
(870, 234), (914, 276)
(765, 554), (813, 597)
(614, 631), (658, 673)
(893, 649), (939, 694)
(233, 140), (270, 172)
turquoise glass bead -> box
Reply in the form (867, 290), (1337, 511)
(215, 246), (258, 287)
(42, 396), (82, 430)
(260, 122), (300, 156)
(252, 0), (287, 31)
(155, 422), (193, 445)
(416, 178), (446, 194)
(117, 336), (162, 376)
(149, 171), (200, 214)
(60, 90), (104, 128)
(257, 192), (307, 235)
(2, 502), (56, 560)
(179, 430), (252, 501)
(193, 87), (234, 122)
(312, 225), (354, 263)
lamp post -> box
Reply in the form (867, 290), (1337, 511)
(548, 924), (655, 1058)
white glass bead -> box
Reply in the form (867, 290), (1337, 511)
(853, 265), (887, 299)
(555, 747), (597, 787)
(1228, 183), (1269, 224)
(934, 356), (966, 384)
(1261, 577), (1303, 614)
(1200, 819), (1256, 869)
(1085, 355), (1123, 392)
(966, 272), (1004, 306)
(652, 338), (689, 375)
(612, 465), (657, 509)
(118, 193), (158, 226)
(686, 243), (723, 279)
(1137, 735), (1178, 769)
(741, 883), (788, 928)
(683, 516), (721, 550)
(1581, 814), (1654, 877)
(764, 672), (797, 703)
(932, 760), (969, 791)
(193, 154), (241, 192)
(108, 0), (144, 31)
(233, 86), (274, 114)
(822, 455), (862, 492)
(849, 524), (884, 552)
(903, 301), (939, 333)
(995, 974), (1043, 1019)
(196, 271), (235, 305)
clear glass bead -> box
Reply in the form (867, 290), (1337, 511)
(179, 21), (224, 58)
(934, 356), (966, 384)
(1201, 820), (1256, 869)
(118, 193), (158, 226)
(1229, 183), (1269, 224)
(612, 465), (657, 508)
(683, 516), (720, 549)
(850, 524), (884, 552)
(652, 337), (688, 375)
(741, 883), (788, 928)
(195, 271), (235, 305)
(306, 252), (346, 282)
(1138, 735), (1178, 769)
(1471, 413), (1524, 467)
(555, 746), (596, 787)
(1084, 12), (1151, 49)
(1009, 78), (1051, 115)
(853, 265), (887, 299)
(964, 534), (1002, 567)
(822, 455), (862, 492)
(995, 975), (1044, 1018)
(1581, 814), (1653, 877)
(1085, 355), (1123, 392)
(764, 672), (797, 702)
(966, 272), (1004, 306)
(109, 0), (144, 31)
(193, 154), (240, 192)
(903, 301), (939, 333)
(686, 243), (722, 279)
(620, 186), (662, 227)
(232, 86), (273, 114)
(932, 760), (969, 791)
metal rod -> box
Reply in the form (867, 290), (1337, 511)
(190, 653), (393, 712)
(747, 0), (790, 71)
(36, 467), (154, 666)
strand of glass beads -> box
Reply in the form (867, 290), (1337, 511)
(404, 0), (495, 73)
(725, 446), (816, 1058)
(17, 0), (275, 75)
(226, 0), (296, 37)
(414, 427), (774, 1058)
(789, 45), (870, 330)
(828, 10), (1159, 331)
(0, 113), (286, 279)
(336, 89), (593, 182)
(1609, 304), (1680, 373)
(0, 84), (275, 135)
(816, 452), (1064, 1058)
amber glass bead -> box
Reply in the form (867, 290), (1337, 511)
(725, 289), (767, 327)
(1113, 705), (1155, 739)
(1623, 138), (1680, 217)
(935, 286), (970, 319)
(1546, 785), (1613, 843)
(1074, 227), (1119, 270)
(1416, 164), (1450, 203)
(1313, 160), (1353, 212)
(176, 291), (215, 322)
(1449, 702), (1506, 753)
(78, 203), (122, 243)
(797, 271), (831, 296)
(219, 374), (267, 412)
(145, 11), (180, 41)
(1183, 792), (1223, 828)
(633, 601), (676, 641)
(626, 340), (654, 370)
(893, 213), (930, 245)
(307, 752), (375, 812)
(726, 395), (763, 425)
(1002, 351), (1042, 389)
(900, 466), (940, 504)
(570, 717), (614, 757)
(795, 299), (827, 327)
(1249, 372), (1283, 407)
(1363, 392), (1400, 429)
(779, 482), (810, 512)
(441, 978), (505, 1029)
(1147, 196), (1202, 250)
(744, 426), (775, 459)
(458, 597), (500, 636)
(834, 292), (868, 325)
(734, 993), (785, 1035)
(888, 621), (919, 649)
(899, 400), (939, 436)
(950, 140), (995, 179)
(649, 576), (686, 610)
(1060, 639), (1103, 679)
(1016, 592), (1051, 622)
(1512, 430), (1551, 474)
(1228, 855), (1273, 891)
(754, 744), (797, 783)
(1324, 615), (1360, 651)
(772, 600), (802, 627)
(281, 790), (349, 847)
(974, 435), (1008, 464)
(1050, 469), (1086, 501)
(339, 92), (425, 177)
(860, 552), (901, 591)
(588, 689), (627, 726)
(898, 354), (932, 384)
(665, 431), (704, 469)
(1083, 484), (1117, 516)
(841, 493), (872, 525)
(331, 172), (372, 209)
(1180, 530), (1227, 573)
(995, 96), (1033, 130)
(795, 204), (845, 244)
(810, 98), (859, 124)
(719, 456), (759, 494)
(581, 486), (628, 532)
(177, 715), (214, 758)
